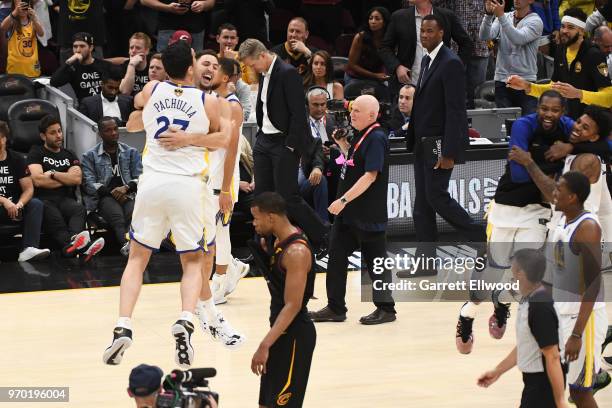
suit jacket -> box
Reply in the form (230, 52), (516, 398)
(301, 113), (337, 176)
(256, 57), (311, 155)
(406, 45), (469, 164)
(78, 94), (134, 125)
(379, 6), (473, 76)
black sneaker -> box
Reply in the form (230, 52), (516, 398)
(456, 311), (474, 354)
(172, 320), (195, 369)
(103, 326), (133, 365)
(489, 302), (510, 339)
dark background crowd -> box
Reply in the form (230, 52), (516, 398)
(0, 0), (611, 262)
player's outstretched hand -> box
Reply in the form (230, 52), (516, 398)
(158, 126), (193, 150)
(477, 369), (501, 388)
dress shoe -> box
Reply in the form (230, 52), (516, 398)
(359, 308), (396, 325)
(308, 306), (346, 322)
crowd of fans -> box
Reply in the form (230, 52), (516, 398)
(0, 0), (611, 261)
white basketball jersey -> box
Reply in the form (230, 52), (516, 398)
(563, 154), (611, 216)
(142, 81), (210, 176)
(550, 211), (605, 315)
(209, 93), (241, 200)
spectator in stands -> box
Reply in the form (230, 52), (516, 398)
(593, 25), (612, 79)
(479, 0), (543, 115)
(345, 6), (391, 86)
(216, 23), (257, 85)
(0, 121), (50, 262)
(271, 17), (317, 75)
(506, 8), (612, 118)
(141, 0), (215, 52)
(79, 69), (134, 125)
(388, 84), (415, 138)
(234, 134), (254, 215)
(586, 1), (612, 33)
(148, 53), (167, 81)
(435, 0), (492, 108)
(27, 115), (104, 261)
(225, 0), (271, 44)
(380, 0), (472, 94)
(215, 25), (254, 120)
(303, 50), (344, 100)
(57, 0), (105, 62)
(300, 0), (343, 45)
(301, 86), (332, 223)
(120, 33), (152, 96)
(81, 117), (142, 256)
(531, 0), (561, 55)
(1, 1), (44, 78)
(51, 32), (112, 102)
(0, 0), (11, 21)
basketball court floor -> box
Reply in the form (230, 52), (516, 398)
(2, 263), (612, 407)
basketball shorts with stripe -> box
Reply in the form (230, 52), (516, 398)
(130, 171), (215, 252)
(559, 308), (608, 389)
(258, 320), (316, 408)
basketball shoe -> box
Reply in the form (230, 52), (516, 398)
(456, 306), (474, 354)
(489, 302), (510, 339)
(63, 231), (90, 256)
(103, 326), (133, 365)
(209, 312), (246, 349)
(172, 319), (195, 369)
(224, 258), (250, 296)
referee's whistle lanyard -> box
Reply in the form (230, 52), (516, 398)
(335, 123), (380, 167)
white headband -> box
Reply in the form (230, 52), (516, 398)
(561, 16), (586, 29)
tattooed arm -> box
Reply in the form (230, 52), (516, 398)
(507, 146), (556, 203)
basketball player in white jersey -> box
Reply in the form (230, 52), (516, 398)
(549, 171), (608, 407)
(103, 42), (229, 368)
(190, 50), (246, 348)
(207, 57), (250, 306)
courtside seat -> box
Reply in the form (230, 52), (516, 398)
(8, 99), (60, 154)
(344, 79), (391, 103)
(0, 74), (36, 122)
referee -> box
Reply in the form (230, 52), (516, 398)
(478, 248), (568, 408)
(250, 192), (316, 408)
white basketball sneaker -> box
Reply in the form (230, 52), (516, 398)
(224, 258), (250, 296)
(209, 312), (245, 349)
(211, 273), (228, 305)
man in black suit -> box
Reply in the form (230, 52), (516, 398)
(379, 0), (472, 95)
(406, 15), (485, 275)
(238, 39), (328, 250)
(79, 69), (134, 126)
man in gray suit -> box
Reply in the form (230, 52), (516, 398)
(300, 86), (337, 223)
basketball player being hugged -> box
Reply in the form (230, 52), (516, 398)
(250, 192), (316, 408)
(103, 42), (230, 368)
(189, 51), (247, 347)
(205, 57), (251, 307)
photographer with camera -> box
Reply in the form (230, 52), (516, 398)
(128, 365), (219, 408)
(128, 364), (163, 408)
(309, 94), (396, 325)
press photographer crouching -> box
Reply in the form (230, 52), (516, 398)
(309, 94), (396, 325)
(128, 364), (219, 408)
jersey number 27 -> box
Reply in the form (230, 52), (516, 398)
(154, 116), (189, 139)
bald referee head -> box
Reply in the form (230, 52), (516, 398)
(350, 95), (380, 131)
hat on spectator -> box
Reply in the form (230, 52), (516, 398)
(72, 32), (94, 46)
(128, 364), (163, 397)
(169, 30), (193, 46)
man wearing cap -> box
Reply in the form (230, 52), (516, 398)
(141, 0), (214, 52)
(50, 32), (112, 102)
(507, 8), (612, 119)
(127, 364), (163, 408)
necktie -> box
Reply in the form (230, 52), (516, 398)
(416, 54), (431, 91)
